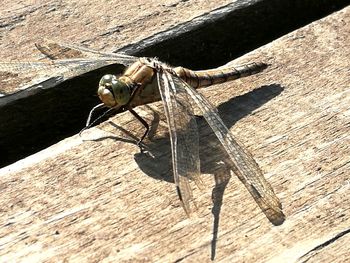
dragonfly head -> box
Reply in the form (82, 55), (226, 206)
(98, 74), (131, 107)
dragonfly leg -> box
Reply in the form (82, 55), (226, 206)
(127, 107), (149, 152)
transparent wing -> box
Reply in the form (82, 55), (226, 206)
(0, 41), (138, 95)
(0, 58), (128, 73)
(170, 74), (285, 225)
(35, 40), (138, 66)
(157, 71), (204, 216)
(0, 58), (129, 95)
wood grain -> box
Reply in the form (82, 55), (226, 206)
(0, 0), (232, 60)
(0, 5), (349, 263)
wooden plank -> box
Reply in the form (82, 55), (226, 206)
(0, 0), (234, 61)
(1, 5), (350, 263)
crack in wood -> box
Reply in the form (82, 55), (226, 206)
(298, 227), (350, 263)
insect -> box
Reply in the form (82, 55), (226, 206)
(0, 42), (285, 225)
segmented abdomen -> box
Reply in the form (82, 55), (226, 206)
(174, 62), (268, 89)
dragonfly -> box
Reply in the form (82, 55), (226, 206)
(0, 41), (285, 225)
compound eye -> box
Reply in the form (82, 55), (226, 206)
(98, 74), (118, 107)
(111, 79), (131, 106)
(98, 74), (131, 107)
(99, 74), (115, 86)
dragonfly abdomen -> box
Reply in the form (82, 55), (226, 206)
(174, 62), (268, 89)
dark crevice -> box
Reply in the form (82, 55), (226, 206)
(298, 227), (350, 263)
(0, 0), (349, 167)
(119, 0), (350, 69)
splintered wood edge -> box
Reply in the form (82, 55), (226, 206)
(0, 6), (350, 263)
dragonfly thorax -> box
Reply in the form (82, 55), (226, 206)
(98, 74), (131, 107)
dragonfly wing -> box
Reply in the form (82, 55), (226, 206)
(175, 76), (285, 225)
(35, 40), (138, 66)
(1, 41), (138, 95)
(0, 58), (128, 95)
(0, 58), (133, 73)
(157, 71), (204, 216)
(0, 61), (66, 95)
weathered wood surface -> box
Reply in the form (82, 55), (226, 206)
(0, 0), (232, 61)
(1, 6), (350, 263)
